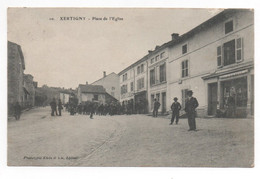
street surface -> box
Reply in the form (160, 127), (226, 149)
(8, 107), (254, 167)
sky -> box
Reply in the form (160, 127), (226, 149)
(7, 8), (222, 89)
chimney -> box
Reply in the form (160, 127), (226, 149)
(103, 71), (106, 78)
(148, 50), (153, 54)
(155, 45), (160, 50)
(86, 81), (88, 85)
(171, 33), (179, 40)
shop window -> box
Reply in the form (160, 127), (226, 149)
(150, 69), (155, 86)
(223, 77), (247, 109)
(159, 63), (166, 82)
(225, 20), (233, 34)
(181, 60), (189, 78)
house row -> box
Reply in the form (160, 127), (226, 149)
(118, 9), (254, 117)
(8, 41), (37, 114)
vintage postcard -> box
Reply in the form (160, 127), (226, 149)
(7, 8), (254, 167)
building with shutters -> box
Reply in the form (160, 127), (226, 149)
(167, 9), (254, 117)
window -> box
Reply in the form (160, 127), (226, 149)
(122, 73), (128, 81)
(236, 38), (242, 62)
(137, 78), (144, 90)
(155, 55), (159, 61)
(130, 82), (134, 91)
(137, 66), (141, 74)
(217, 46), (222, 67)
(181, 89), (189, 109)
(93, 94), (98, 101)
(141, 64), (144, 73)
(181, 60), (189, 78)
(223, 39), (235, 66)
(150, 69), (155, 86)
(121, 84), (128, 94)
(160, 52), (165, 59)
(225, 20), (233, 34)
(159, 63), (166, 82)
(182, 44), (187, 54)
(151, 58), (154, 64)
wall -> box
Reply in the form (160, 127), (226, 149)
(91, 73), (120, 100)
(167, 10), (254, 116)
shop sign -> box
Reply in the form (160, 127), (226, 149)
(219, 70), (248, 79)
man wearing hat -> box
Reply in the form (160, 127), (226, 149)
(184, 90), (199, 131)
(153, 98), (161, 117)
(170, 97), (181, 125)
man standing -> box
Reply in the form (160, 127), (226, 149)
(170, 97), (181, 125)
(58, 99), (63, 116)
(50, 98), (57, 116)
(184, 90), (199, 131)
(14, 102), (21, 120)
(153, 98), (160, 117)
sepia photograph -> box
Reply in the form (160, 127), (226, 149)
(6, 7), (254, 168)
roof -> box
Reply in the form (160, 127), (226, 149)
(78, 84), (106, 94)
(8, 41), (25, 70)
(91, 72), (118, 84)
(118, 55), (148, 76)
(118, 9), (251, 76)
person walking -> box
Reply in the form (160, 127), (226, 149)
(50, 98), (57, 116)
(14, 102), (22, 120)
(184, 90), (199, 131)
(170, 97), (181, 125)
(58, 99), (63, 116)
(153, 98), (160, 117)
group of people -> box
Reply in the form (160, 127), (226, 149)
(49, 98), (63, 116)
(153, 90), (199, 131)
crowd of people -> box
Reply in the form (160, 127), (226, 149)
(64, 100), (138, 118)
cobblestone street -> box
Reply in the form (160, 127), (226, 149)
(8, 107), (254, 167)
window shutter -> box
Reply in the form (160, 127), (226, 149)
(217, 46), (222, 67)
(236, 38), (243, 62)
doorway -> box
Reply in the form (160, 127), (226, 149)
(208, 83), (218, 115)
(162, 92), (166, 114)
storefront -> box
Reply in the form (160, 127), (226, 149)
(203, 64), (254, 118)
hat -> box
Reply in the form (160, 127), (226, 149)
(187, 90), (193, 95)
(173, 97), (178, 100)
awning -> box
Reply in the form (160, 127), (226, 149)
(23, 87), (30, 95)
(219, 69), (248, 79)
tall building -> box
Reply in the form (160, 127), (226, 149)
(166, 9), (254, 117)
(118, 56), (148, 113)
(8, 41), (25, 113)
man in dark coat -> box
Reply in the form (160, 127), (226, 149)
(50, 98), (57, 116)
(14, 102), (22, 120)
(58, 99), (63, 116)
(170, 97), (181, 125)
(184, 90), (199, 131)
(153, 99), (161, 117)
